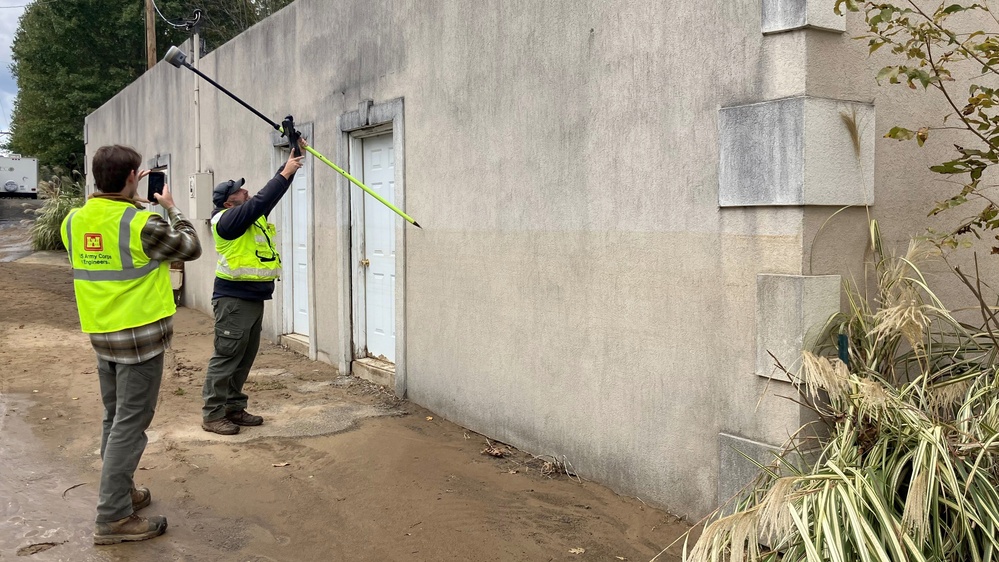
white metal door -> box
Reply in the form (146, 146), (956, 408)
(362, 134), (395, 362)
(289, 152), (310, 336)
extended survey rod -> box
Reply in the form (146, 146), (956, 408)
(163, 46), (421, 228)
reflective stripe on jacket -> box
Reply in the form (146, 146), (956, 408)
(211, 209), (281, 281)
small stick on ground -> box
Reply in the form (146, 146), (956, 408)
(62, 482), (86, 499)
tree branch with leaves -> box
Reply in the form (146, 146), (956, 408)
(8, 0), (295, 171)
(835, 0), (999, 251)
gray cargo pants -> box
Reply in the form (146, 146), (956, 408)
(96, 353), (164, 523)
(202, 297), (264, 421)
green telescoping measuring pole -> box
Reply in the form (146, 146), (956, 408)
(163, 45), (420, 228)
(285, 128), (420, 228)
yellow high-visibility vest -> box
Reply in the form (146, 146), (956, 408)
(211, 210), (281, 281)
(60, 198), (175, 333)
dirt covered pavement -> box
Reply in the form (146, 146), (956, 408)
(0, 215), (688, 561)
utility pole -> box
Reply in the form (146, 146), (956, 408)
(145, 0), (156, 70)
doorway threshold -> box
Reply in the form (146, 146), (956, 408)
(352, 357), (395, 388)
(279, 333), (309, 357)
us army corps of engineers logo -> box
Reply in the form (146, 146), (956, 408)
(81, 233), (113, 266)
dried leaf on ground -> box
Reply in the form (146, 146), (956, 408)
(569, 547), (585, 554)
(481, 445), (508, 458)
(272, 462), (290, 467)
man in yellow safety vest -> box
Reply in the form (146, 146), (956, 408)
(201, 140), (304, 435)
(61, 145), (201, 545)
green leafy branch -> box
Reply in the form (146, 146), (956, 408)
(837, 1), (999, 251)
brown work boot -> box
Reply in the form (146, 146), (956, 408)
(202, 417), (240, 435)
(226, 409), (263, 426)
(131, 487), (150, 511)
(93, 514), (167, 545)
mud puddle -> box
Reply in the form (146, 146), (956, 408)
(0, 395), (183, 561)
(0, 219), (33, 262)
(0, 394), (105, 560)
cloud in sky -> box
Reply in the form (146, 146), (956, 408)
(0, 1), (24, 134)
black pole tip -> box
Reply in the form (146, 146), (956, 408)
(412, 221), (422, 229)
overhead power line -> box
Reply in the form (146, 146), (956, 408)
(150, 0), (188, 29)
(149, 1), (202, 30)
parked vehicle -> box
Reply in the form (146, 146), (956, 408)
(0, 154), (38, 198)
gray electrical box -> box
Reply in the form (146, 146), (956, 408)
(188, 172), (214, 220)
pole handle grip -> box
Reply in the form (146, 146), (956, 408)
(282, 116), (302, 157)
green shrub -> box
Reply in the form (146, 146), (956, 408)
(26, 167), (84, 251)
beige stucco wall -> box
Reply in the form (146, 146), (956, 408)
(83, 0), (989, 518)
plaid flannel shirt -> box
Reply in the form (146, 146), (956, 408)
(88, 207), (201, 364)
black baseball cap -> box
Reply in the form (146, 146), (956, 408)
(212, 178), (245, 208)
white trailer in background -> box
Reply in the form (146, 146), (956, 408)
(0, 154), (38, 198)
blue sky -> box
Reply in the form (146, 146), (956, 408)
(0, 0), (24, 134)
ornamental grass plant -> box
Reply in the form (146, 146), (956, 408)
(684, 221), (999, 562)
(27, 167), (84, 251)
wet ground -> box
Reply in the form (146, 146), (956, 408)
(0, 202), (690, 561)
(0, 210), (109, 560)
(0, 396), (113, 561)
(0, 198), (41, 262)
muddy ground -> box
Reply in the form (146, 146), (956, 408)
(0, 205), (690, 562)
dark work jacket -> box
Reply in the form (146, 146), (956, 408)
(211, 171), (294, 301)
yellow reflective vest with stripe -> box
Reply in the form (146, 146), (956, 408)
(211, 210), (281, 281)
(60, 198), (175, 334)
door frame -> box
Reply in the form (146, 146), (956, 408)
(349, 123), (393, 361)
(338, 98), (407, 397)
(270, 123), (317, 358)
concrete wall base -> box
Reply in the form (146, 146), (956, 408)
(352, 357), (395, 388)
(279, 333), (310, 357)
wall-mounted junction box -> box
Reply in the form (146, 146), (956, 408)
(188, 172), (214, 221)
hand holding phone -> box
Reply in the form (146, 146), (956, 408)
(146, 171), (166, 202)
(153, 182), (175, 210)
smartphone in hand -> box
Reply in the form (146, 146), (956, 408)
(146, 171), (166, 201)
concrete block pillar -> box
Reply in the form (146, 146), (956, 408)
(762, 0), (846, 34)
(756, 274), (841, 379)
(715, 0), (857, 514)
(717, 275), (840, 507)
(718, 97), (875, 207)
(717, 433), (783, 511)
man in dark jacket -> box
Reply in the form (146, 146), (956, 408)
(202, 142), (304, 435)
